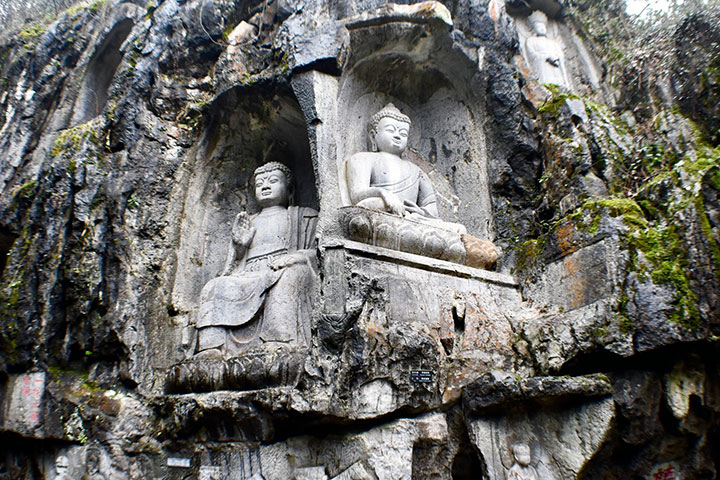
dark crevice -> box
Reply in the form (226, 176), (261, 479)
(0, 229), (17, 279)
(71, 18), (135, 125)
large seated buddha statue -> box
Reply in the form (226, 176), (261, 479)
(343, 103), (497, 270)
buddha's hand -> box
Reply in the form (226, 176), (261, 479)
(402, 200), (426, 216)
(269, 252), (307, 271)
(380, 190), (405, 216)
(232, 212), (256, 247)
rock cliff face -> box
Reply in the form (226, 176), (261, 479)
(0, 0), (718, 478)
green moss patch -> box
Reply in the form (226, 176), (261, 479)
(537, 91), (581, 117)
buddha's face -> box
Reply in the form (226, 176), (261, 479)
(512, 444), (531, 466)
(254, 169), (290, 208)
(373, 116), (409, 155)
(55, 456), (70, 475)
(532, 20), (547, 36)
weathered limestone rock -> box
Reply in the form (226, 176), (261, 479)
(1, 0), (720, 477)
(1, 372), (46, 438)
(613, 370), (663, 445)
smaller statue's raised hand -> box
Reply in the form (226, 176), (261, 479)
(232, 212), (255, 247)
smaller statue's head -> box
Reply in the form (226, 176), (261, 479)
(511, 443), (532, 467)
(253, 161), (293, 208)
(86, 449), (100, 471)
(55, 455), (70, 476)
(369, 103), (411, 155)
(528, 11), (548, 36)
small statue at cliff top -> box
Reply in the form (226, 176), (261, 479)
(195, 161), (318, 358)
(525, 10), (569, 89)
(54, 455), (71, 480)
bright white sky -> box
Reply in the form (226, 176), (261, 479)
(626, 0), (672, 15)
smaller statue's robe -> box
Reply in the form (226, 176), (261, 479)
(526, 34), (568, 88)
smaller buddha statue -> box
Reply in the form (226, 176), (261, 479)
(525, 11), (569, 89)
(507, 443), (538, 480)
(195, 161), (318, 358)
(82, 450), (106, 480)
(54, 455), (71, 480)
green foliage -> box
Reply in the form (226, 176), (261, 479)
(626, 223), (700, 330)
(145, 1), (157, 19)
(17, 23), (46, 50)
(51, 121), (106, 173)
(18, 24), (45, 41)
(127, 194), (140, 210)
(52, 123), (99, 158)
(13, 180), (37, 200)
(65, 0), (105, 16)
(514, 237), (546, 272)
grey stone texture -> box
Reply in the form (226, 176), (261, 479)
(1, 0), (720, 478)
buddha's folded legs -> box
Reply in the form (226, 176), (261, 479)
(197, 326), (226, 353)
(256, 262), (314, 347)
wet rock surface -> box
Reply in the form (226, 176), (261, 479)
(0, 0), (719, 478)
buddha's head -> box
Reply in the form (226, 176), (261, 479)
(528, 11), (548, 36)
(511, 443), (532, 466)
(369, 103), (411, 155)
(253, 161), (293, 208)
(55, 455), (70, 476)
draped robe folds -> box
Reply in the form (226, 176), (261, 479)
(197, 206), (318, 353)
(525, 35), (568, 87)
(350, 154), (437, 213)
(364, 169), (437, 210)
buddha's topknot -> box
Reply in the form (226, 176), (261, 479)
(369, 103), (411, 133)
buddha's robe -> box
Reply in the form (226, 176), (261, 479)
(348, 152), (437, 215)
(360, 167), (437, 212)
(348, 153), (466, 234)
(526, 35), (567, 87)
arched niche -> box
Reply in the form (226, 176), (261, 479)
(70, 10), (136, 124)
(336, 21), (495, 239)
(171, 87), (318, 313)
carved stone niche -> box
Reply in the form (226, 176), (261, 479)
(286, 4), (524, 414)
(165, 87), (319, 393)
(70, 4), (141, 125)
(463, 374), (615, 480)
(320, 3), (498, 270)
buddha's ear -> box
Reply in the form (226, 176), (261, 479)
(287, 182), (296, 206)
(369, 128), (378, 152)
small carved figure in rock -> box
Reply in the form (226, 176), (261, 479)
(196, 161), (318, 358)
(53, 455), (71, 480)
(507, 443), (538, 480)
(525, 11), (568, 88)
(82, 449), (106, 480)
(346, 103), (465, 232)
